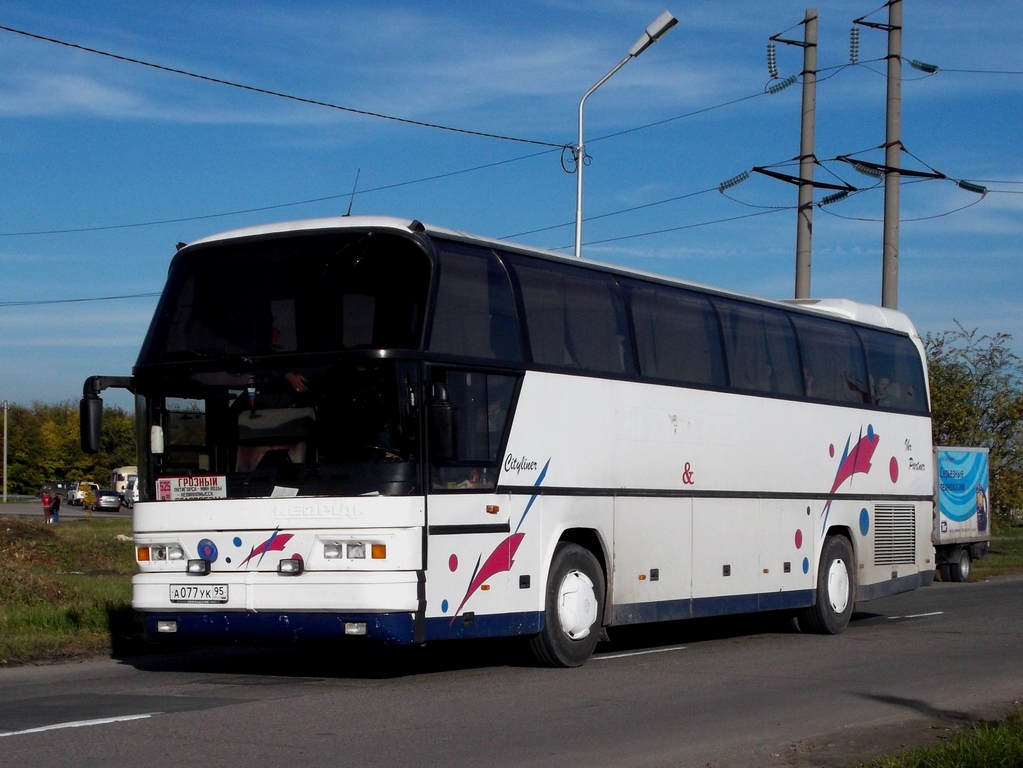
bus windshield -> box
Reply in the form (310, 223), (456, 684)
(142, 358), (420, 498)
(133, 228), (432, 499)
(140, 230), (430, 364)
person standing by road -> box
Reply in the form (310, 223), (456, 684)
(41, 492), (52, 524)
(49, 492), (60, 524)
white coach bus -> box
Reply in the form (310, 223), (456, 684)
(81, 216), (934, 666)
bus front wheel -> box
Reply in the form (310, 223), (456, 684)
(529, 543), (604, 667)
(799, 535), (854, 635)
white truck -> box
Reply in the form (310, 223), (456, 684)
(933, 447), (990, 582)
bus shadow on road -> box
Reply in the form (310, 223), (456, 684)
(121, 636), (539, 679)
(119, 608), (868, 678)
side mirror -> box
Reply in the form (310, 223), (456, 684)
(80, 394), (103, 453)
(427, 383), (456, 461)
(80, 375), (135, 454)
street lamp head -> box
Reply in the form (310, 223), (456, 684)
(629, 11), (678, 57)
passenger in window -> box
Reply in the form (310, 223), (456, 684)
(440, 377), (515, 490)
(875, 376), (902, 407)
(804, 368), (816, 396)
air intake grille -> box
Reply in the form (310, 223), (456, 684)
(874, 504), (917, 565)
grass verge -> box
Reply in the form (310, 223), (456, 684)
(861, 708), (1023, 767)
(0, 515), (140, 666)
(974, 524), (1023, 578)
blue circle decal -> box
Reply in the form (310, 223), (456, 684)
(233, 536), (242, 547)
(197, 538), (219, 562)
(441, 599), (449, 613)
(802, 557), (810, 574)
(859, 508), (870, 536)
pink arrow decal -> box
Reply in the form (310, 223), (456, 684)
(821, 425), (879, 534)
(449, 532), (524, 624)
(238, 528), (294, 568)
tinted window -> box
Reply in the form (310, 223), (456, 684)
(143, 232), (430, 363)
(858, 328), (929, 413)
(428, 370), (518, 490)
(508, 257), (634, 375)
(715, 299), (802, 396)
(791, 314), (870, 404)
(625, 279), (726, 387)
(428, 243), (522, 361)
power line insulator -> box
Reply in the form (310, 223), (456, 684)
(718, 170), (750, 192)
(767, 43), (779, 79)
(849, 27), (860, 64)
(956, 180), (987, 195)
(820, 190), (850, 206)
(852, 161), (885, 179)
(766, 75), (797, 94)
(909, 59), (939, 74)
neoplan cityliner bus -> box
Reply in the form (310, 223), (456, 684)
(81, 216), (934, 667)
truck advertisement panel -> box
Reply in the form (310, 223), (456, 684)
(934, 447), (990, 544)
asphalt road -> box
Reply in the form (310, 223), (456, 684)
(1, 499), (128, 520)
(1, 576), (1020, 767)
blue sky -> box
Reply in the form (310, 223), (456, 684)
(1, 1), (1021, 410)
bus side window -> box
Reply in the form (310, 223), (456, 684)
(428, 244), (522, 361)
(715, 299), (802, 397)
(507, 257), (635, 376)
(792, 314), (870, 405)
(624, 279), (726, 388)
(428, 370), (518, 490)
(858, 328), (929, 413)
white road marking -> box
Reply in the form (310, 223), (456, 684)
(594, 645), (687, 661)
(0, 713), (157, 738)
(887, 611), (944, 620)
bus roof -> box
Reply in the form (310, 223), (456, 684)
(183, 215), (919, 336)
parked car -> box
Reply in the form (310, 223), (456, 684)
(88, 489), (123, 512)
(69, 482), (100, 506)
(38, 481), (73, 503)
(123, 476), (139, 509)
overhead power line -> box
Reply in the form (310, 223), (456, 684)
(0, 23), (564, 149)
(0, 292), (160, 308)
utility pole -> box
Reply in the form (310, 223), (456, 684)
(881, 0), (902, 309)
(794, 9), (818, 300)
(2, 400), (8, 503)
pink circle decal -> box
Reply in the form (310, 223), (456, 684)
(829, 443), (835, 458)
(794, 529), (803, 549)
(448, 554), (458, 572)
(889, 456), (899, 483)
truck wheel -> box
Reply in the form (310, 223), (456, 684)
(938, 563), (952, 583)
(949, 547), (971, 583)
(529, 543), (604, 667)
(798, 535), (854, 635)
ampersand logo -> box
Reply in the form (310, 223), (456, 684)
(681, 462), (695, 485)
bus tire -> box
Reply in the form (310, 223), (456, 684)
(799, 535), (854, 635)
(949, 547), (971, 583)
(529, 543), (604, 667)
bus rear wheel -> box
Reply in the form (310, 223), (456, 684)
(529, 543), (604, 667)
(799, 535), (854, 635)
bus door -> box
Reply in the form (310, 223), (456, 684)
(424, 368), (527, 636)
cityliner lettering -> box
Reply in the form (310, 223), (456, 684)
(504, 454), (539, 474)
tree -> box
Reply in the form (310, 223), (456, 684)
(925, 324), (1023, 528)
(1, 401), (137, 496)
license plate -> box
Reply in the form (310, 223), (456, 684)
(169, 584), (228, 604)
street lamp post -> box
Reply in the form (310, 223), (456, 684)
(574, 10), (678, 259)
